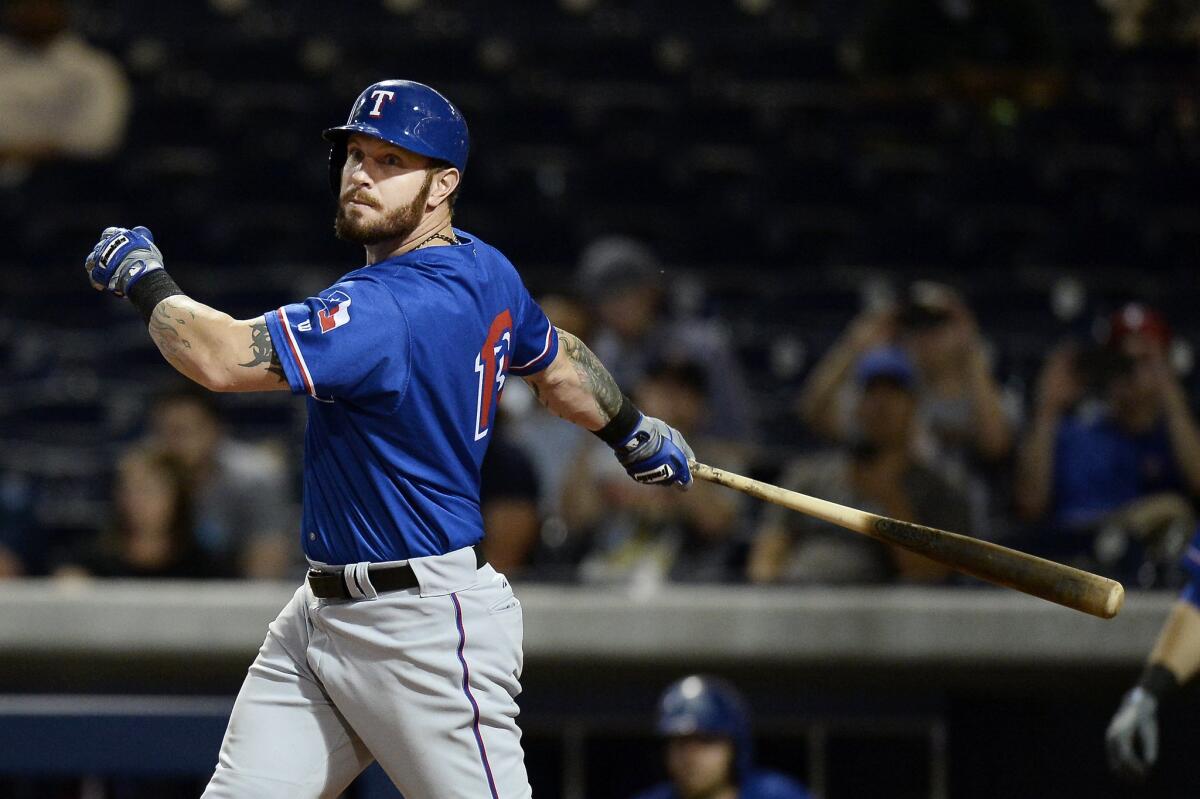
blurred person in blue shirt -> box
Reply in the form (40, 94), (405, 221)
(1016, 304), (1200, 581)
(632, 675), (810, 799)
(0, 469), (36, 576)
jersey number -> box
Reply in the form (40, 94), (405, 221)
(474, 310), (513, 441)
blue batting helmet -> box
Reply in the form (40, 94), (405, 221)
(657, 675), (754, 778)
(323, 79), (470, 194)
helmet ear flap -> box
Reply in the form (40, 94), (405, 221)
(328, 144), (347, 196)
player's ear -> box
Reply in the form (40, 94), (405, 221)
(428, 167), (461, 210)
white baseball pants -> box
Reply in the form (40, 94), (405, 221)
(201, 546), (531, 799)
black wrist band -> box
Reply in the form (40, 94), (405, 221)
(1138, 663), (1180, 701)
(594, 394), (641, 447)
(128, 271), (184, 325)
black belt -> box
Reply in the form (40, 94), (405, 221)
(307, 544), (487, 599)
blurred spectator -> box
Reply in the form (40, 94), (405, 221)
(632, 675), (810, 799)
(798, 282), (1014, 533)
(0, 0), (130, 173)
(855, 0), (1060, 104)
(752, 347), (968, 584)
(1015, 305), (1200, 579)
(147, 384), (295, 579)
(563, 360), (746, 585)
(0, 469), (36, 577)
(578, 235), (757, 446)
(1098, 0), (1200, 49)
(479, 426), (541, 577)
(503, 293), (594, 521)
(55, 447), (226, 579)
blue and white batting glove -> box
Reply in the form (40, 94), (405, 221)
(613, 414), (694, 489)
(85, 226), (165, 297)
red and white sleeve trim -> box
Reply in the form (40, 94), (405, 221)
(511, 320), (556, 373)
(276, 307), (317, 397)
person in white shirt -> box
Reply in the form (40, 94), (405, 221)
(0, 0), (130, 166)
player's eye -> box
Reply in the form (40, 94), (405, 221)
(383, 154), (401, 166)
(347, 147), (363, 162)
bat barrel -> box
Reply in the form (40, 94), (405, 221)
(868, 516), (1125, 619)
(690, 461), (1124, 619)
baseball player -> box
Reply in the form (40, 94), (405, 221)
(83, 79), (695, 799)
(1106, 528), (1200, 781)
(632, 675), (811, 799)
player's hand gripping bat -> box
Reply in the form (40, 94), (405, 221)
(690, 461), (1124, 619)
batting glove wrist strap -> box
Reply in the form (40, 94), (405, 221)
(1138, 663), (1180, 702)
(593, 394), (642, 447)
(128, 270), (184, 325)
(610, 412), (695, 489)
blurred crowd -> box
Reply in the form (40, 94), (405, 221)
(6, 231), (1197, 594)
(477, 241), (1200, 592)
(2, 0), (1200, 594)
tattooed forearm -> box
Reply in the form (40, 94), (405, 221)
(141, 295), (289, 392)
(523, 328), (627, 430)
(556, 328), (623, 422)
(148, 298), (194, 369)
(239, 320), (285, 378)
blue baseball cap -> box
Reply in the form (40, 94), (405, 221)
(856, 346), (916, 389)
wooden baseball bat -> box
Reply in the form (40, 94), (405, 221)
(690, 461), (1124, 619)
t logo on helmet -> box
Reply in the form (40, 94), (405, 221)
(368, 89), (397, 117)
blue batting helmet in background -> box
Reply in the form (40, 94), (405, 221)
(656, 675), (754, 779)
(323, 79), (470, 194)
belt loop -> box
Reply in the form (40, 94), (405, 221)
(345, 562), (378, 600)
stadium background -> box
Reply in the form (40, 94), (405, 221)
(2, 0), (1200, 796)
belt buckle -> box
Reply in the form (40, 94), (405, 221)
(307, 568), (347, 599)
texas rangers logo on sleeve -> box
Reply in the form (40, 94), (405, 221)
(317, 291), (353, 333)
(474, 310), (513, 441)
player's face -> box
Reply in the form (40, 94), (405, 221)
(335, 134), (436, 245)
(666, 735), (736, 798)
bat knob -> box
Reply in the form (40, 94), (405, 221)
(1103, 581), (1125, 619)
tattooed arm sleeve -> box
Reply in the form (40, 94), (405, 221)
(146, 296), (288, 393)
(520, 327), (625, 430)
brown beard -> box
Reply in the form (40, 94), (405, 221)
(335, 171), (434, 245)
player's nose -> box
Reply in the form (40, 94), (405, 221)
(347, 160), (373, 187)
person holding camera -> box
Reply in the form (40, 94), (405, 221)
(1015, 304), (1200, 534)
(797, 282), (1014, 533)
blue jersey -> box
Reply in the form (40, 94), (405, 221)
(1052, 414), (1183, 528)
(631, 770), (810, 799)
(263, 230), (558, 564)
(1181, 528), (1200, 609)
